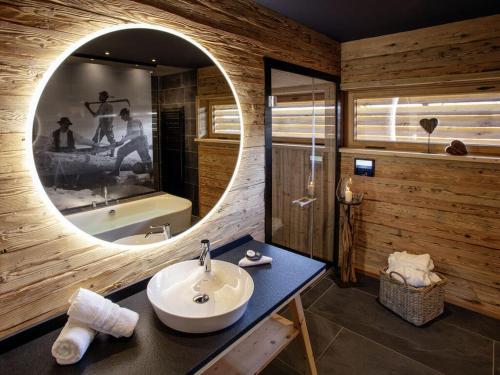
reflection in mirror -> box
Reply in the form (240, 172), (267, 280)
(32, 27), (241, 245)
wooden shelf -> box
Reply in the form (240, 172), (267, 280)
(340, 147), (500, 164)
(195, 137), (240, 145)
(204, 314), (299, 375)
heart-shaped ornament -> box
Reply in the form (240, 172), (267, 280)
(445, 140), (468, 155)
(419, 118), (438, 134)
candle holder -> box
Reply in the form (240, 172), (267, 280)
(336, 176), (364, 205)
(336, 176), (364, 284)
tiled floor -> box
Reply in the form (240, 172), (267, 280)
(263, 272), (500, 375)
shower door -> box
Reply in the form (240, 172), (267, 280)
(265, 60), (339, 262)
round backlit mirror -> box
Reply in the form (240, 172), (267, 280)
(31, 26), (241, 245)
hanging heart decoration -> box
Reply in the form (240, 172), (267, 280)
(419, 118), (438, 134)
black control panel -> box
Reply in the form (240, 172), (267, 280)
(354, 158), (375, 177)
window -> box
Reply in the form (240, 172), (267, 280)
(211, 102), (240, 136)
(348, 86), (500, 154)
(197, 97), (240, 139)
(271, 95), (335, 143)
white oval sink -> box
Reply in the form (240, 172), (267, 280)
(147, 260), (254, 333)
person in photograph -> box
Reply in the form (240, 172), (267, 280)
(109, 108), (152, 177)
(51, 117), (94, 152)
(84, 90), (116, 155)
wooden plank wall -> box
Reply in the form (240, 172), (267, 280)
(341, 15), (500, 90)
(198, 141), (239, 217)
(342, 153), (500, 318)
(340, 15), (500, 318)
(196, 65), (239, 217)
(197, 65), (233, 97)
(271, 144), (335, 261)
(0, 0), (340, 338)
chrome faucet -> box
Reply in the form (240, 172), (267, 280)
(199, 239), (211, 272)
(145, 223), (172, 241)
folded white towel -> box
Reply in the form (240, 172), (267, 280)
(238, 255), (272, 268)
(388, 251), (434, 272)
(51, 319), (96, 365)
(388, 266), (441, 288)
(68, 288), (139, 338)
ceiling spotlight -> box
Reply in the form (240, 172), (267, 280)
(151, 58), (156, 63)
(104, 51), (110, 55)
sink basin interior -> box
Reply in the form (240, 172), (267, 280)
(147, 260), (254, 332)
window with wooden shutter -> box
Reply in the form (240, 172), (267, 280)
(271, 94), (335, 144)
(211, 102), (240, 136)
(347, 85), (500, 155)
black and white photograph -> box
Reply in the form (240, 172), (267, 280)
(33, 60), (155, 212)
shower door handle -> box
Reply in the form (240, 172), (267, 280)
(292, 196), (317, 207)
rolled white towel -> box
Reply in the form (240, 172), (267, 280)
(51, 319), (96, 365)
(238, 255), (272, 268)
(388, 251), (434, 272)
(388, 267), (441, 288)
(68, 288), (139, 338)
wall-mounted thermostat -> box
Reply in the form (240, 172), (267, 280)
(354, 158), (375, 177)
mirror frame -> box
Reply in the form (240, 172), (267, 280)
(26, 23), (244, 249)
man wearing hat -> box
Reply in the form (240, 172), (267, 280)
(52, 117), (94, 152)
(84, 90), (116, 154)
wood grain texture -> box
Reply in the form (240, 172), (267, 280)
(198, 141), (239, 217)
(341, 152), (500, 318)
(341, 15), (500, 90)
(0, 0), (340, 338)
(271, 144), (335, 261)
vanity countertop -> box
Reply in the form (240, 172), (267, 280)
(0, 237), (326, 375)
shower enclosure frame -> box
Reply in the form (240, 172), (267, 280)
(263, 58), (342, 269)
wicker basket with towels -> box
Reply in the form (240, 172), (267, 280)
(379, 251), (447, 326)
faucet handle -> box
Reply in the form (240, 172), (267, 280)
(150, 223), (171, 231)
(148, 224), (172, 240)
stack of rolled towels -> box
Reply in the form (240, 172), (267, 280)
(51, 288), (139, 365)
(387, 251), (441, 288)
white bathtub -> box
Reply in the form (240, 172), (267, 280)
(65, 193), (192, 242)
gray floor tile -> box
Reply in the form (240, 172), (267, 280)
(316, 329), (443, 375)
(261, 358), (300, 375)
(310, 286), (493, 375)
(302, 276), (334, 309)
(278, 310), (342, 373)
(444, 303), (500, 342)
(353, 273), (380, 297)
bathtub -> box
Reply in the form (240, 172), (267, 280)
(65, 193), (192, 243)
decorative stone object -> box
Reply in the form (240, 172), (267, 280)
(445, 140), (468, 156)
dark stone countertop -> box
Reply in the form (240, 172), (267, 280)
(0, 238), (325, 375)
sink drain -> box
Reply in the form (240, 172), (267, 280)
(193, 294), (209, 304)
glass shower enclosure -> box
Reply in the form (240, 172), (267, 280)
(265, 60), (339, 262)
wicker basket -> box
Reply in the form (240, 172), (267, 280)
(379, 268), (447, 326)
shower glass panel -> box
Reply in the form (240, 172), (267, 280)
(267, 67), (337, 261)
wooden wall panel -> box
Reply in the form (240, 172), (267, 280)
(341, 153), (500, 318)
(271, 144), (335, 261)
(198, 141), (239, 217)
(341, 15), (500, 90)
(0, 0), (340, 337)
(197, 65), (233, 97)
